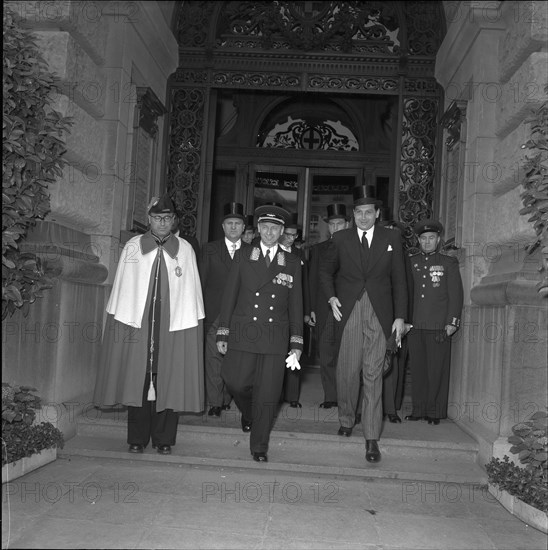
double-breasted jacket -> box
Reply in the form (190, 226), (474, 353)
(216, 245), (304, 355)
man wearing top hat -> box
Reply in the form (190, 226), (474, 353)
(405, 219), (463, 425)
(278, 213), (310, 408)
(308, 203), (351, 409)
(94, 194), (205, 455)
(216, 203), (304, 463)
(200, 202), (251, 417)
(320, 186), (407, 463)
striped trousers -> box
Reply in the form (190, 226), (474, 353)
(336, 291), (386, 440)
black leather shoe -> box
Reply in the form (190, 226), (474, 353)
(426, 417), (440, 425)
(365, 440), (381, 463)
(319, 401), (337, 409)
(208, 406), (221, 417)
(404, 415), (424, 421)
(128, 444), (144, 453)
(156, 444), (171, 455)
(241, 417), (252, 432)
(355, 413), (362, 425)
(252, 451), (268, 462)
(289, 401), (302, 408)
(221, 404), (231, 411)
(337, 426), (352, 437)
(387, 413), (402, 423)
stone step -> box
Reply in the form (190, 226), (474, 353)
(61, 413), (487, 485)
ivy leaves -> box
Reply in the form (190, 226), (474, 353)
(2, 8), (72, 319)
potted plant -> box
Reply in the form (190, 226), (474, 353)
(2, 383), (64, 482)
(485, 410), (548, 533)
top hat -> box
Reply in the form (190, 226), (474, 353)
(285, 212), (300, 230)
(413, 218), (443, 236)
(352, 185), (382, 207)
(222, 202), (245, 222)
(255, 202), (289, 226)
(323, 203), (350, 222)
(148, 194), (175, 214)
(244, 214), (255, 229)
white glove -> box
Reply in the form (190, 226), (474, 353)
(285, 351), (301, 371)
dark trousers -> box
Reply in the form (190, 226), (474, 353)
(222, 350), (285, 453)
(127, 374), (179, 447)
(319, 315), (337, 402)
(383, 339), (407, 415)
(407, 329), (451, 419)
(205, 318), (232, 407)
(283, 368), (300, 402)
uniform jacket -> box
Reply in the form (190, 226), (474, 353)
(280, 243), (310, 315)
(319, 225), (408, 341)
(216, 245), (304, 354)
(409, 250), (463, 330)
(200, 239), (251, 326)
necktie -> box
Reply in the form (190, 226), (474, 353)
(230, 243), (236, 259)
(265, 249), (271, 267)
(362, 232), (369, 251)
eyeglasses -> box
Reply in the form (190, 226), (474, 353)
(150, 215), (174, 224)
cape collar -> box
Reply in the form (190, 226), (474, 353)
(140, 231), (179, 258)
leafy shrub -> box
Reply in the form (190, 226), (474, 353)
(486, 410), (548, 512)
(2, 383), (64, 466)
(2, 7), (72, 319)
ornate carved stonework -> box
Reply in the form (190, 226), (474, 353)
(308, 75), (398, 92)
(166, 87), (205, 235)
(169, 2), (446, 239)
(398, 97), (439, 249)
(212, 71), (300, 88)
(216, 1), (402, 54)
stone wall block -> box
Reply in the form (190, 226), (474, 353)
(50, 95), (105, 175)
(496, 52), (548, 138)
(33, 31), (106, 119)
(48, 164), (106, 230)
(492, 124), (530, 196)
(486, 186), (537, 246)
(7, 1), (109, 65)
(500, 1), (548, 83)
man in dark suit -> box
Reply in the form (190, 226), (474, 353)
(279, 213), (310, 408)
(405, 219), (463, 425)
(308, 203), (350, 408)
(320, 186), (407, 463)
(200, 202), (250, 417)
(378, 211), (414, 424)
(217, 203), (303, 463)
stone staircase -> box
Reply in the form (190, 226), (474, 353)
(60, 369), (487, 485)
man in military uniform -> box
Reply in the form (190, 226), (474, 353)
(405, 219), (464, 425)
(217, 203), (303, 463)
(308, 203), (351, 409)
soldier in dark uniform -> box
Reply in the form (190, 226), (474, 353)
(405, 219), (464, 425)
(217, 203), (304, 463)
(308, 203), (351, 408)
